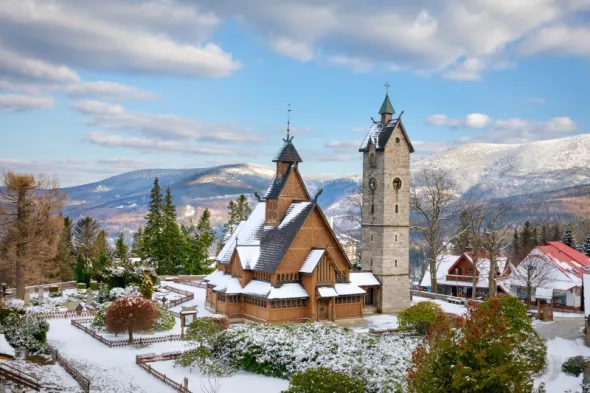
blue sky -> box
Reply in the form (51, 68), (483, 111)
(0, 0), (589, 186)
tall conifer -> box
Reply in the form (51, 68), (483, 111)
(562, 225), (576, 248)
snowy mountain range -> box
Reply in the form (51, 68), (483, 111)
(59, 135), (590, 237)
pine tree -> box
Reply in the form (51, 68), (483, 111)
(540, 224), (549, 244)
(520, 221), (534, 255)
(131, 227), (145, 259)
(562, 225), (576, 248)
(57, 216), (76, 281)
(114, 234), (128, 264)
(179, 209), (216, 275)
(74, 217), (101, 260)
(144, 178), (164, 268)
(235, 194), (252, 221)
(454, 210), (471, 254)
(532, 226), (538, 246)
(161, 186), (181, 274)
(551, 223), (561, 241)
(512, 228), (521, 262)
(583, 234), (590, 257)
(92, 230), (110, 278)
(75, 253), (90, 284)
(223, 200), (240, 238)
(196, 208), (216, 271)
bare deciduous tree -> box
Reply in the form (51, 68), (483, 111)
(410, 169), (462, 293)
(200, 376), (221, 393)
(511, 253), (555, 306)
(0, 172), (66, 298)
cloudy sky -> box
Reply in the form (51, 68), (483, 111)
(1, 0), (589, 186)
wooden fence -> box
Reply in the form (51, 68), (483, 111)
(70, 319), (183, 348)
(173, 280), (207, 289)
(47, 346), (90, 392)
(0, 362), (41, 391)
(410, 289), (482, 305)
(30, 309), (98, 320)
(163, 285), (194, 308)
(136, 352), (191, 393)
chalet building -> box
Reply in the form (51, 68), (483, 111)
(420, 253), (511, 298)
(204, 136), (379, 323)
(511, 242), (589, 310)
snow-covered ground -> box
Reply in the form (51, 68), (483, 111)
(81, 317), (182, 339)
(535, 337), (589, 393)
(151, 361), (289, 393)
(8, 356), (83, 393)
(161, 281), (212, 317)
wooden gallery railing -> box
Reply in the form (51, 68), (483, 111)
(136, 352), (191, 393)
(47, 346), (90, 392)
(70, 318), (183, 348)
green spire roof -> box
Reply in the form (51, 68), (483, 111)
(379, 94), (395, 115)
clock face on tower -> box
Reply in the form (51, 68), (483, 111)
(369, 177), (377, 191)
(393, 178), (402, 190)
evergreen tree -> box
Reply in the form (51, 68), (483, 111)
(540, 224), (550, 244)
(454, 211), (471, 254)
(562, 225), (576, 248)
(144, 178), (164, 269)
(93, 230), (109, 257)
(92, 230), (110, 278)
(551, 223), (561, 241)
(131, 227), (146, 259)
(161, 186), (181, 274)
(75, 253), (90, 285)
(235, 194), (252, 220)
(74, 217), (100, 259)
(520, 221), (535, 253)
(511, 229), (521, 263)
(114, 233), (128, 264)
(180, 209), (216, 274)
(57, 216), (76, 281)
(196, 208), (216, 269)
(223, 200), (240, 239)
(582, 234), (590, 257)
(139, 274), (154, 299)
(532, 226), (538, 247)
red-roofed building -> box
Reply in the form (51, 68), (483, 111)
(510, 242), (589, 311)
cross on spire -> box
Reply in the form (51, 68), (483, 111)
(384, 81), (390, 95)
(285, 104), (292, 141)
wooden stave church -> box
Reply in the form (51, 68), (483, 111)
(204, 136), (380, 323)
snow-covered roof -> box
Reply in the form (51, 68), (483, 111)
(236, 246), (261, 270)
(317, 286), (338, 298)
(268, 283), (309, 299)
(584, 274), (590, 317)
(242, 280), (272, 297)
(420, 253), (509, 289)
(0, 334), (15, 358)
(226, 278), (243, 295)
(535, 287), (553, 300)
(349, 272), (380, 287)
(300, 249), (325, 274)
(335, 283), (365, 296)
(216, 221), (247, 264)
(203, 270), (226, 285)
(358, 118), (414, 153)
(511, 249), (582, 291)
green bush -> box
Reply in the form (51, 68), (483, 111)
(77, 283), (87, 290)
(92, 302), (111, 328)
(398, 302), (443, 335)
(140, 274), (154, 299)
(283, 367), (365, 393)
(562, 356), (587, 377)
(153, 304), (175, 331)
(90, 281), (99, 291)
(0, 312), (49, 355)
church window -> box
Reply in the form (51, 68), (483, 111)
(371, 234), (374, 242)
(393, 178), (402, 190)
(395, 204), (399, 213)
(369, 152), (376, 168)
(370, 258), (373, 267)
(395, 234), (398, 242)
(395, 259), (398, 267)
(371, 204), (374, 215)
(396, 137), (400, 144)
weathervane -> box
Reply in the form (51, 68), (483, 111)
(284, 104), (293, 142)
(384, 81), (390, 95)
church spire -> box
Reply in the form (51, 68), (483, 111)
(379, 82), (395, 123)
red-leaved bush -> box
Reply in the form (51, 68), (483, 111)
(105, 296), (157, 343)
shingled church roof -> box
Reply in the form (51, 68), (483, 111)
(273, 138), (303, 163)
(264, 163), (294, 198)
(359, 118), (415, 153)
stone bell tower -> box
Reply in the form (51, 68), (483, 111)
(358, 84), (414, 313)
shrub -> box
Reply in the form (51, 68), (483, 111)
(283, 367), (365, 393)
(48, 286), (61, 297)
(562, 356), (587, 377)
(0, 312), (49, 355)
(139, 274), (154, 299)
(77, 283), (87, 290)
(109, 285), (138, 300)
(407, 298), (547, 393)
(92, 302), (112, 328)
(153, 304), (175, 332)
(105, 296), (156, 342)
(90, 281), (99, 291)
(398, 302), (443, 335)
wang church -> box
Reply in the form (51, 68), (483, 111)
(203, 91), (413, 322)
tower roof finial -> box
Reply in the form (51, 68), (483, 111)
(384, 81), (390, 95)
(285, 103), (292, 141)
(379, 83), (395, 115)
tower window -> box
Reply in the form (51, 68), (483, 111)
(396, 137), (400, 144)
(370, 258), (373, 267)
(369, 153), (376, 168)
(395, 204), (399, 213)
(371, 234), (374, 242)
(395, 259), (398, 267)
(395, 234), (398, 242)
(371, 204), (374, 215)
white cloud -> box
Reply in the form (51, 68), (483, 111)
(426, 113), (490, 128)
(325, 140), (361, 153)
(64, 81), (154, 101)
(0, 45), (80, 84)
(0, 94), (54, 112)
(0, 0), (241, 77)
(268, 36), (314, 62)
(72, 100), (263, 143)
(518, 25), (590, 58)
(330, 56), (373, 73)
(87, 133), (235, 156)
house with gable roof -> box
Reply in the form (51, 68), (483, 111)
(511, 241), (589, 310)
(203, 136), (379, 323)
